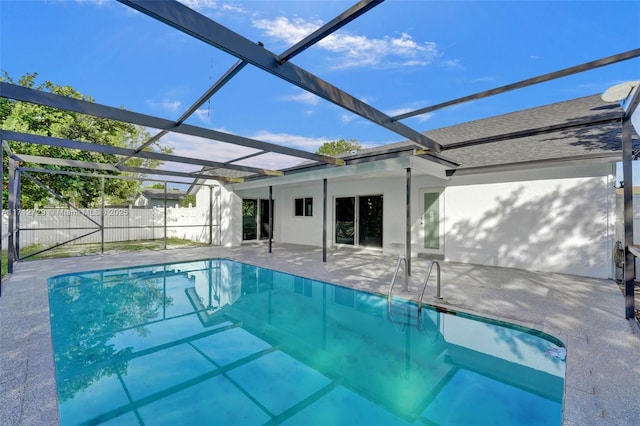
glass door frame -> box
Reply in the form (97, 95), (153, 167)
(334, 194), (383, 248)
(242, 198), (274, 241)
(418, 188), (445, 256)
(259, 198), (274, 240)
(334, 196), (356, 246)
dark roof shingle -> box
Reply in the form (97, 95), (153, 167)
(356, 94), (635, 170)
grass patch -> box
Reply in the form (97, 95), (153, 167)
(1, 239), (210, 278)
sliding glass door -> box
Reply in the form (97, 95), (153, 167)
(358, 195), (383, 247)
(259, 199), (273, 240)
(335, 197), (355, 245)
(242, 198), (274, 241)
(242, 199), (257, 241)
(335, 195), (383, 248)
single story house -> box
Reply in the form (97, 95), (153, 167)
(193, 94), (638, 280)
(134, 188), (186, 208)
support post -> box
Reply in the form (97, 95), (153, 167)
(323, 178), (327, 263)
(1, 137), (3, 295)
(7, 158), (16, 274)
(621, 84), (640, 320)
(268, 185), (273, 253)
(15, 169), (21, 261)
(622, 118), (635, 319)
(163, 182), (167, 249)
(209, 186), (213, 245)
(217, 187), (222, 245)
(406, 168), (412, 276)
(100, 176), (105, 254)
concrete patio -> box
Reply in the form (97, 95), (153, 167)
(1, 243), (639, 425)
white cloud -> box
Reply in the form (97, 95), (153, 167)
(443, 58), (463, 69)
(146, 98), (182, 114)
(164, 99), (182, 113)
(416, 112), (433, 123)
(161, 133), (260, 164)
(385, 106), (414, 117)
(282, 91), (320, 106)
(72, 0), (110, 5)
(385, 106), (433, 123)
(178, 0), (219, 11)
(177, 0), (248, 16)
(322, 32), (439, 70)
(252, 17), (439, 70)
(253, 16), (322, 45)
(250, 130), (329, 151)
(341, 114), (356, 124)
(470, 76), (496, 84)
(234, 152), (310, 170)
(193, 108), (211, 125)
(219, 3), (246, 14)
(158, 129), (335, 171)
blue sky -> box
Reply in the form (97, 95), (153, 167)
(1, 0), (639, 179)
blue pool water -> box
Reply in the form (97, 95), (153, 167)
(47, 259), (565, 425)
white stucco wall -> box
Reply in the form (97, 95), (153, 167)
(273, 182), (324, 246)
(443, 174), (616, 278)
(327, 176), (406, 249)
(220, 186), (242, 247)
(267, 175), (417, 251)
(226, 162), (617, 279)
(194, 181), (242, 247)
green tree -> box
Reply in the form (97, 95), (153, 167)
(180, 194), (196, 207)
(1, 72), (173, 208)
(316, 138), (363, 156)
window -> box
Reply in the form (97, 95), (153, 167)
(294, 197), (313, 216)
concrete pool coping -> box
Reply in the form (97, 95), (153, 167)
(1, 243), (639, 425)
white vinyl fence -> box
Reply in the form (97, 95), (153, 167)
(2, 205), (220, 250)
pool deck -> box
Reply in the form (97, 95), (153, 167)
(1, 243), (639, 425)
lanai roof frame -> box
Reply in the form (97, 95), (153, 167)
(0, 1), (638, 184)
(0, 0), (638, 318)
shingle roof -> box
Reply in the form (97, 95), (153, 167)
(433, 95), (630, 169)
(356, 94), (636, 170)
(187, 168), (256, 193)
(141, 188), (185, 200)
(443, 121), (623, 169)
(199, 94), (638, 185)
(429, 95), (620, 146)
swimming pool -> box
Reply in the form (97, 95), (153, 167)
(47, 258), (565, 425)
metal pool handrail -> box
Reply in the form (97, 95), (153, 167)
(387, 255), (408, 307)
(418, 259), (441, 312)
